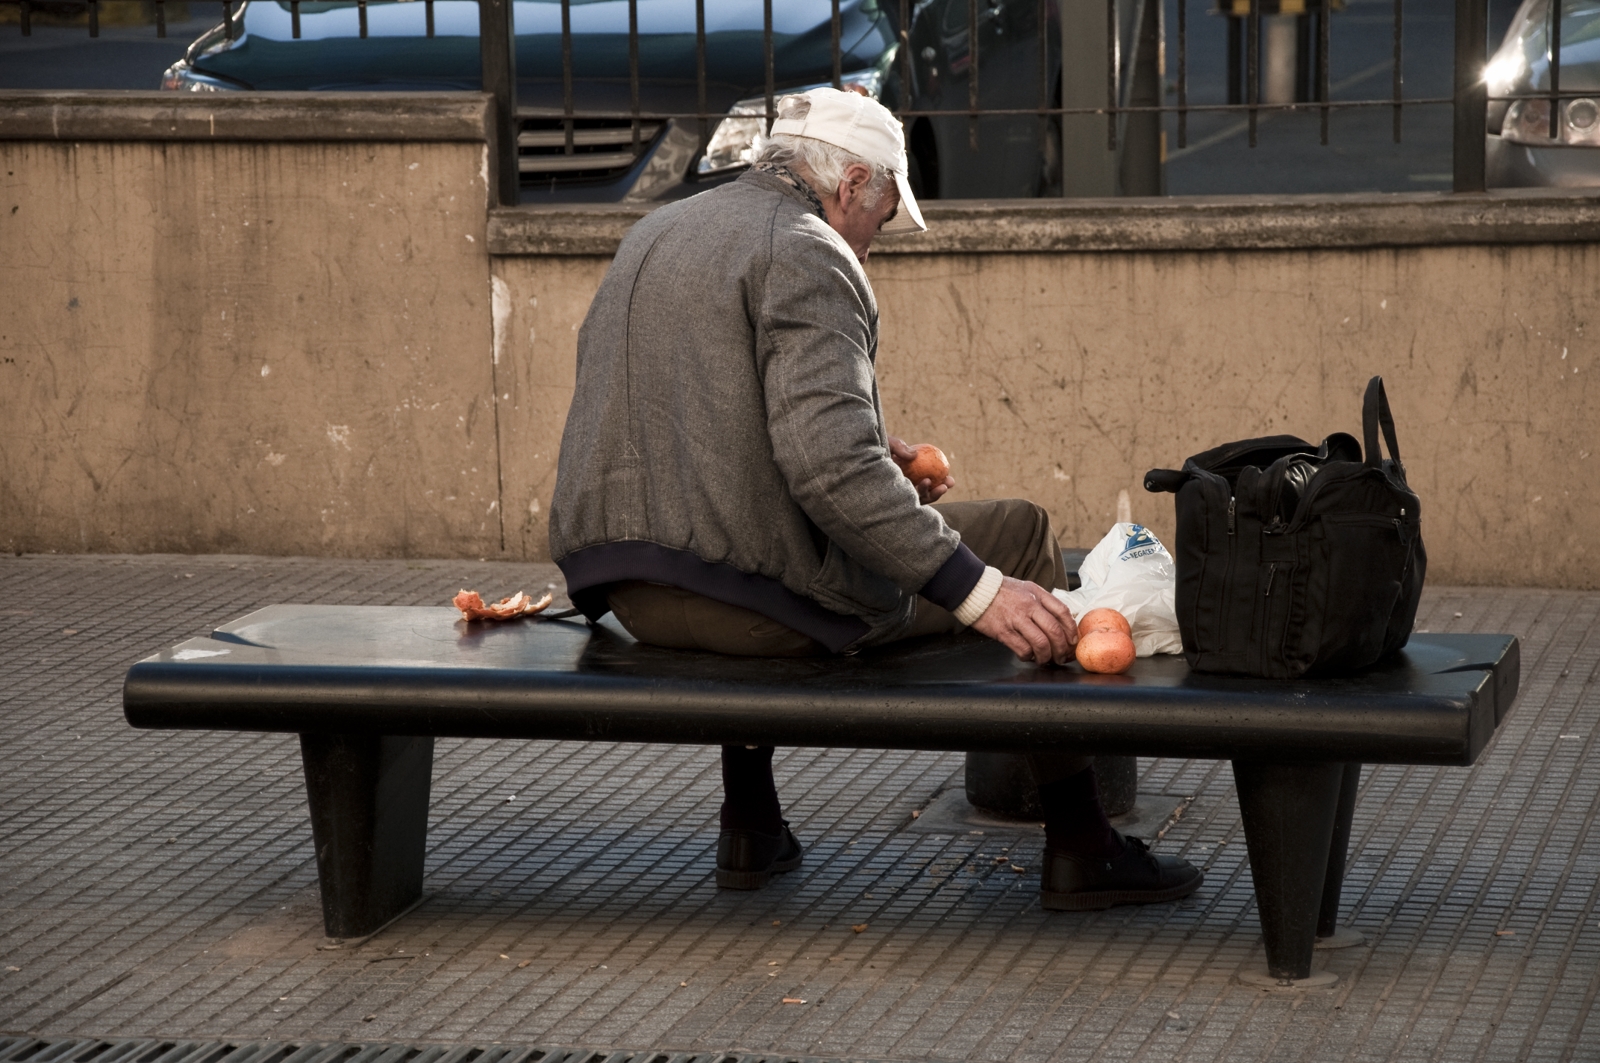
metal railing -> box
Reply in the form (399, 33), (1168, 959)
(468, 0), (1499, 203)
(7, 0), (1570, 202)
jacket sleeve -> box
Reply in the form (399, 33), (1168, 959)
(756, 223), (984, 604)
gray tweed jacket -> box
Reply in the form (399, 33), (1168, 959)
(548, 169), (982, 651)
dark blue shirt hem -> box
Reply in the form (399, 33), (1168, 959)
(557, 541), (873, 654)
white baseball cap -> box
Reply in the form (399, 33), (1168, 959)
(767, 87), (927, 235)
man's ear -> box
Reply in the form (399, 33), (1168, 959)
(838, 162), (871, 204)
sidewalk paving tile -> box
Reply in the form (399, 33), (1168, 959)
(0, 555), (1596, 1062)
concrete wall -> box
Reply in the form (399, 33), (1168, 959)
(1, 94), (506, 557)
(3, 93), (1597, 588)
(487, 241), (1597, 590)
(865, 246), (1597, 589)
(489, 255), (611, 562)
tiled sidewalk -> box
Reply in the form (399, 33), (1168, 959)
(1, 555), (1596, 1063)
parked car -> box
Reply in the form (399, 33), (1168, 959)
(1485, 0), (1600, 186)
(162, 0), (1066, 203)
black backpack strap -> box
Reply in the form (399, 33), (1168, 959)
(1362, 376), (1405, 475)
(1144, 468), (1188, 493)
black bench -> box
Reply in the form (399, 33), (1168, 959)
(122, 604), (1519, 987)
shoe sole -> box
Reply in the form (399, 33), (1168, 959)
(715, 851), (803, 890)
(1040, 871), (1203, 912)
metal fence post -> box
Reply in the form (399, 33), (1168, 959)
(1452, 0), (1487, 191)
(1058, 0), (1121, 194)
(1119, 0), (1163, 195)
(479, 0), (520, 206)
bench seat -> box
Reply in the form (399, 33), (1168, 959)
(123, 604), (1520, 987)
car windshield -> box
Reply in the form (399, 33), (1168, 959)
(1487, 0), (1600, 95)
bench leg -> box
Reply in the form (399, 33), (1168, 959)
(1232, 759), (1344, 983)
(1317, 763), (1363, 940)
(299, 733), (433, 940)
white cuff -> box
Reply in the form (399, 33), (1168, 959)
(952, 566), (1004, 627)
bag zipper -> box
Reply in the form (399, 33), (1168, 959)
(1323, 513), (1407, 531)
(1256, 561), (1279, 675)
(1281, 467), (1412, 534)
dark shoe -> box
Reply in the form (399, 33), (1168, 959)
(716, 822), (803, 889)
(1040, 831), (1202, 911)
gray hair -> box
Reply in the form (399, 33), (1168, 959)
(754, 131), (896, 209)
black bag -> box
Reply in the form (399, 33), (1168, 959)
(1144, 377), (1426, 678)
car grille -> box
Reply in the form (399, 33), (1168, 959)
(517, 118), (663, 184)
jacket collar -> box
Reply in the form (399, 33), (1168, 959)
(739, 164), (829, 222)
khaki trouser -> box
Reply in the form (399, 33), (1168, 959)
(606, 497), (1091, 783)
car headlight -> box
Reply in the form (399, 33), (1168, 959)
(161, 61), (242, 92)
(697, 67), (886, 176)
(1483, 52), (1526, 100)
(1502, 96), (1600, 147)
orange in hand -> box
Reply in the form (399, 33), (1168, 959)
(902, 444), (951, 486)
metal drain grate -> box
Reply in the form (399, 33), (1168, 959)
(0, 1037), (903, 1063)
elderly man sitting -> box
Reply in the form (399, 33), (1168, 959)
(549, 88), (1200, 912)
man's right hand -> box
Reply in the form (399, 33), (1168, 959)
(969, 577), (1078, 665)
(886, 435), (955, 504)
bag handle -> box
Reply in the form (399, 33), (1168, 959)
(1144, 468), (1188, 494)
(1362, 376), (1405, 475)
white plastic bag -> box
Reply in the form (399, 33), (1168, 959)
(1053, 523), (1183, 657)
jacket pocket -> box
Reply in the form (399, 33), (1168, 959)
(807, 539), (906, 617)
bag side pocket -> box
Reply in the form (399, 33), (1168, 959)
(1173, 473), (1229, 666)
(1312, 513), (1408, 673)
(1382, 510), (1426, 655)
(1259, 530), (1311, 678)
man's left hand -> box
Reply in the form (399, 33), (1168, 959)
(887, 435), (955, 504)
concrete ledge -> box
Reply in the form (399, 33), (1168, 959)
(489, 203), (653, 255)
(489, 187), (1600, 255)
(0, 91), (492, 142)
